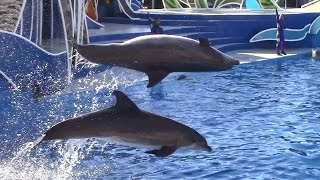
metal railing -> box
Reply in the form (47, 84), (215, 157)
(0, 70), (19, 90)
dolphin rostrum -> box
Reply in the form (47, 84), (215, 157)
(74, 34), (239, 87)
(34, 90), (212, 157)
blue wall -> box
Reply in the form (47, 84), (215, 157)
(97, 12), (319, 52)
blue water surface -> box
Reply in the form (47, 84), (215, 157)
(0, 55), (320, 179)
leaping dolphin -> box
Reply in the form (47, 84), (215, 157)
(33, 90), (212, 157)
(74, 34), (240, 87)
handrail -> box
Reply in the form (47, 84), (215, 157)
(0, 70), (19, 90)
(57, 0), (72, 83)
(302, 0), (320, 8)
(267, 0), (283, 9)
(14, 0), (27, 34)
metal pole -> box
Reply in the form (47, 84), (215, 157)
(39, 0), (43, 45)
(152, 0), (155, 9)
(285, 0), (287, 9)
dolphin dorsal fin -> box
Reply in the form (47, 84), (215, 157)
(199, 37), (210, 47)
(113, 90), (140, 111)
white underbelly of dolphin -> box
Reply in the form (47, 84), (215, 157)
(95, 136), (162, 150)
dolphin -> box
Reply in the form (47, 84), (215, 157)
(33, 90), (212, 157)
(74, 34), (240, 87)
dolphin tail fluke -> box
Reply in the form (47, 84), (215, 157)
(30, 134), (46, 149)
(145, 146), (177, 157)
(67, 36), (79, 50)
(71, 39), (79, 50)
(146, 70), (170, 88)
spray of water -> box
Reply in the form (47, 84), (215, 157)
(0, 58), (146, 179)
(0, 139), (107, 179)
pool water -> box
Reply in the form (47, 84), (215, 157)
(0, 55), (320, 179)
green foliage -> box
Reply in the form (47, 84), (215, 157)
(164, 0), (180, 8)
(196, 0), (208, 8)
(260, 0), (275, 9)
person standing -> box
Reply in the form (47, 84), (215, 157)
(151, 18), (164, 34)
(276, 8), (286, 56)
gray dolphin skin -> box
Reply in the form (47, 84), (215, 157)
(35, 90), (212, 157)
(74, 34), (240, 87)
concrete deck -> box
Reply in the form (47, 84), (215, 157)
(88, 23), (182, 36)
(227, 48), (311, 63)
(89, 23), (150, 36)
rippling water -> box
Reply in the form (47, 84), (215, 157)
(0, 55), (320, 179)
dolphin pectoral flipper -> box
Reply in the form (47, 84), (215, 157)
(146, 70), (170, 88)
(145, 146), (177, 157)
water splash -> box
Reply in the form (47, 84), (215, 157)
(0, 140), (90, 180)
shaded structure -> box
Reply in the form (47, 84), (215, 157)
(0, 0), (23, 32)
